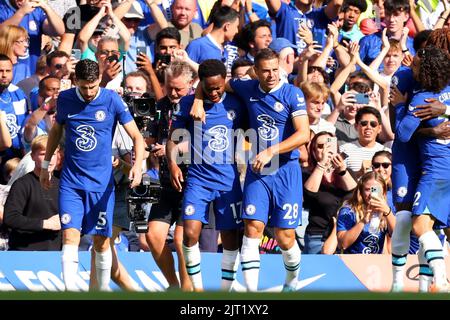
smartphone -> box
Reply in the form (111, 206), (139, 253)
(136, 46), (146, 57)
(156, 53), (171, 65)
(370, 185), (382, 198)
(339, 36), (351, 46)
(340, 151), (349, 160)
(312, 29), (324, 46)
(71, 48), (81, 61)
(354, 93), (370, 105)
(107, 55), (119, 64)
(327, 136), (338, 154)
(60, 79), (72, 91)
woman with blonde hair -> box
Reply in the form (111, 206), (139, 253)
(336, 171), (395, 254)
(0, 25), (30, 84)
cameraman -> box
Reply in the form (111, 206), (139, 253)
(144, 60), (194, 290)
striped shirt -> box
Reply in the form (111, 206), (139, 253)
(340, 140), (390, 173)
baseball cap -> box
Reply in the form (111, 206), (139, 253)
(124, 1), (144, 20)
(268, 37), (297, 54)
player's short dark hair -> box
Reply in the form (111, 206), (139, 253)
(211, 6), (239, 29)
(46, 50), (70, 67)
(231, 58), (254, 77)
(0, 54), (12, 64)
(355, 106), (382, 124)
(254, 48), (278, 67)
(384, 0), (410, 15)
(156, 27), (181, 46)
(38, 75), (60, 95)
(198, 59), (227, 81)
(342, 0), (367, 13)
(75, 59), (99, 82)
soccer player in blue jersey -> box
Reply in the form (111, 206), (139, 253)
(39, 59), (145, 291)
(167, 59), (244, 291)
(394, 46), (450, 292)
(191, 48), (310, 291)
(388, 31), (450, 292)
(265, 0), (342, 54)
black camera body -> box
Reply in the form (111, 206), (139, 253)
(126, 174), (162, 233)
(123, 93), (157, 136)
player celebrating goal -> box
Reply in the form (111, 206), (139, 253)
(40, 59), (145, 291)
(191, 49), (310, 291)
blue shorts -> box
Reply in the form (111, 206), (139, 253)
(392, 161), (420, 205)
(182, 181), (243, 231)
(241, 160), (303, 229)
(59, 185), (115, 237)
(412, 176), (450, 228)
(392, 141), (420, 205)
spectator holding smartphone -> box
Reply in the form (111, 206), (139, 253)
(336, 171), (395, 254)
(302, 131), (356, 254)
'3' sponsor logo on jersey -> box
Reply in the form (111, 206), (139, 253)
(257, 114), (278, 141)
(75, 125), (97, 152)
(207, 125), (229, 152)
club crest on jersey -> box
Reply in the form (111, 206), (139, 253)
(185, 204), (195, 216)
(95, 110), (106, 121)
(397, 187), (407, 198)
(61, 213), (71, 225)
(257, 114), (279, 141)
(245, 204), (256, 216)
(274, 102), (284, 112)
(227, 109), (236, 120)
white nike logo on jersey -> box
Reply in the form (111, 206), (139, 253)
(68, 113), (78, 118)
(288, 220), (297, 226)
(249, 97), (259, 101)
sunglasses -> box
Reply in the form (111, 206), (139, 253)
(359, 120), (379, 128)
(372, 162), (391, 169)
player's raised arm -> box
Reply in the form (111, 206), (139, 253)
(189, 79), (234, 122)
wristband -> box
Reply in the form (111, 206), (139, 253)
(42, 160), (50, 170)
(383, 208), (392, 217)
(338, 169), (347, 176)
(402, 49), (409, 53)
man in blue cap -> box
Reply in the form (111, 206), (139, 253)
(268, 37), (297, 84)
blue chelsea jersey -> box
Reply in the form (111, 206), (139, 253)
(396, 85), (450, 176)
(229, 78), (307, 162)
(171, 93), (246, 191)
(0, 84), (27, 152)
(56, 88), (133, 191)
(337, 205), (387, 254)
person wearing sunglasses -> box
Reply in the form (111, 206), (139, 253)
(302, 131), (356, 254)
(339, 106), (391, 178)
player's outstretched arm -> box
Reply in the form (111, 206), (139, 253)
(123, 121), (145, 188)
(166, 130), (184, 192)
(189, 81), (234, 122)
(40, 122), (63, 190)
